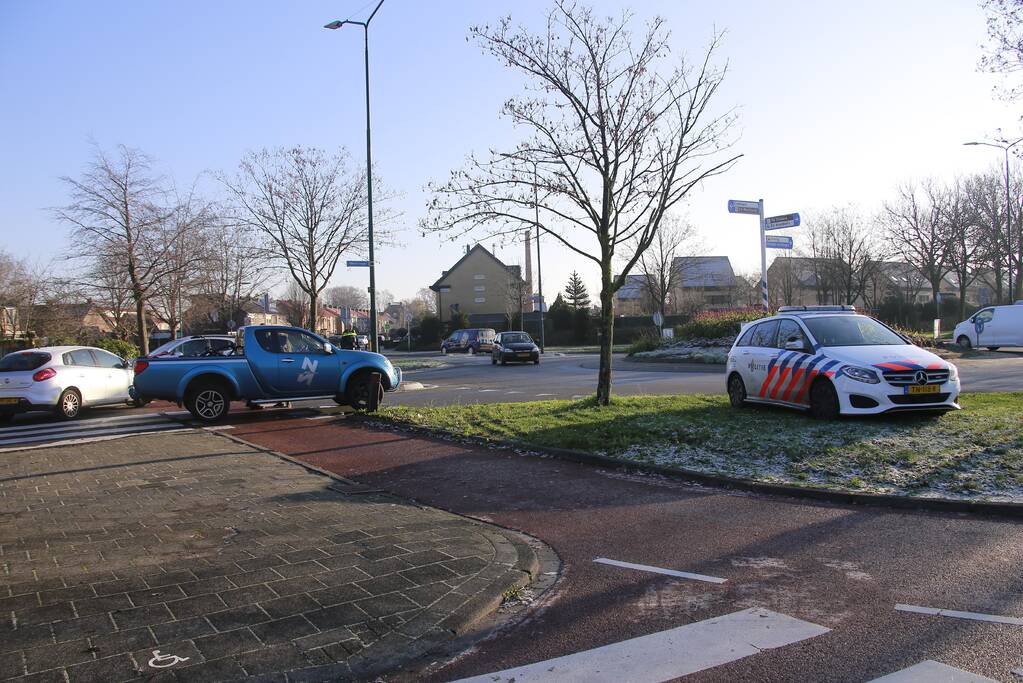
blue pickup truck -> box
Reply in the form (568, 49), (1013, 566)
(133, 325), (401, 422)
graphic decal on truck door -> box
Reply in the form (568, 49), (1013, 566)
(297, 357), (319, 387)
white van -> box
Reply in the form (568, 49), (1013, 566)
(953, 302), (1023, 350)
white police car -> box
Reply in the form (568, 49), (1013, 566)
(726, 306), (960, 419)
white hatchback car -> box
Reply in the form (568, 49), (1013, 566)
(0, 346), (136, 421)
(726, 307), (960, 419)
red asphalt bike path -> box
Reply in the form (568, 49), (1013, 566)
(229, 413), (1023, 682)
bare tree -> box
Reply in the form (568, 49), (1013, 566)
(221, 146), (372, 331)
(424, 3), (739, 404)
(190, 220), (274, 331)
(806, 206), (879, 306)
(323, 285), (369, 310)
(149, 192), (216, 338)
(970, 167), (1011, 302)
(942, 177), (985, 319)
(630, 216), (697, 318)
(882, 182), (950, 305)
(54, 145), (183, 354)
(980, 0), (1023, 100)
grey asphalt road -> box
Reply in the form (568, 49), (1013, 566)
(388, 351), (1023, 407)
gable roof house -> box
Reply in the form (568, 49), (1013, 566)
(430, 245), (526, 327)
(670, 256), (736, 310)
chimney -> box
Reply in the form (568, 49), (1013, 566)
(523, 230), (534, 312)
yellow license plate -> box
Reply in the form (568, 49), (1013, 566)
(0, 397), (19, 405)
(906, 385), (940, 395)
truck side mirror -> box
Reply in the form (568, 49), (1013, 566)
(323, 343), (334, 354)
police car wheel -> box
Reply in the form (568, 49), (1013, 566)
(809, 380), (840, 420)
(956, 335), (971, 349)
(727, 373), (747, 408)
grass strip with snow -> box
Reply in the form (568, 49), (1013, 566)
(376, 393), (1023, 501)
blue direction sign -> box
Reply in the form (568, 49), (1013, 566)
(764, 213), (800, 231)
(728, 199), (760, 215)
(765, 235), (794, 250)
(346, 260), (371, 267)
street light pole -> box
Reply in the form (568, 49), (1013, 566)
(964, 136), (1023, 303)
(325, 0), (385, 352)
(532, 164), (545, 353)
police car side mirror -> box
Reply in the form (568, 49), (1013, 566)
(784, 339), (805, 351)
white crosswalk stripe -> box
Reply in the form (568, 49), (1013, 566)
(868, 660), (997, 682)
(450, 608), (829, 683)
(0, 413), (189, 451)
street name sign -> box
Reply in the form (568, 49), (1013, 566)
(727, 199), (760, 215)
(765, 235), (794, 250)
(764, 213), (800, 230)
(346, 260), (371, 267)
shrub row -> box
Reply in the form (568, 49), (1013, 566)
(674, 308), (763, 340)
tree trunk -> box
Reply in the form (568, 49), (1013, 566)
(958, 279), (968, 321)
(595, 270), (615, 406)
(309, 291), (318, 333)
(135, 294), (149, 355)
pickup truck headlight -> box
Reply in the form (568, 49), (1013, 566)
(841, 366), (880, 384)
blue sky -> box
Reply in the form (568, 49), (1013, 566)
(0, 0), (1016, 301)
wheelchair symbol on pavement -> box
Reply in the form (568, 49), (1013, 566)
(148, 650), (191, 668)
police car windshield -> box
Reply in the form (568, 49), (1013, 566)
(802, 316), (906, 347)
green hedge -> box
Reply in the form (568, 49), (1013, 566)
(96, 338), (140, 360)
(674, 308), (763, 340)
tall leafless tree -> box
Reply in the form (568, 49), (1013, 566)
(804, 206), (880, 306)
(221, 146), (372, 331)
(323, 285), (369, 310)
(980, 0), (1023, 100)
(882, 181), (950, 306)
(630, 216), (698, 318)
(423, 3), (739, 404)
(53, 145), (190, 354)
(941, 177), (985, 319)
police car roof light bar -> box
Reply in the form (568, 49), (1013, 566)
(777, 305), (857, 313)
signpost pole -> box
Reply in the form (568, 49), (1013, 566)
(759, 198), (768, 311)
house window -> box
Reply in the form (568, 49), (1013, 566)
(474, 274), (486, 280)
(474, 285), (485, 292)
(474, 297), (486, 303)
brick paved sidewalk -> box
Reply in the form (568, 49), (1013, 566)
(0, 430), (539, 682)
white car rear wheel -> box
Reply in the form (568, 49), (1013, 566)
(56, 388), (82, 420)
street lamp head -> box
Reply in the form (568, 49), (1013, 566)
(324, 20), (346, 30)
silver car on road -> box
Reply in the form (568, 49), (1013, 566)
(0, 346), (136, 421)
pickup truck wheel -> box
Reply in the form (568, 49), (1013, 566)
(346, 373), (385, 411)
(186, 382), (230, 423)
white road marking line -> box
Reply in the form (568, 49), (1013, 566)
(305, 415), (336, 420)
(0, 426), (190, 454)
(202, 425), (235, 431)
(895, 603), (1023, 626)
(535, 393), (555, 397)
(0, 413), (172, 436)
(571, 394), (586, 399)
(505, 391), (523, 394)
(0, 421), (185, 447)
(594, 557), (726, 584)
(479, 389), (500, 393)
(450, 607), (828, 683)
(868, 660), (997, 682)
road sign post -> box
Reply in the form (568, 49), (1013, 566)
(729, 199), (800, 312)
(765, 235), (794, 249)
